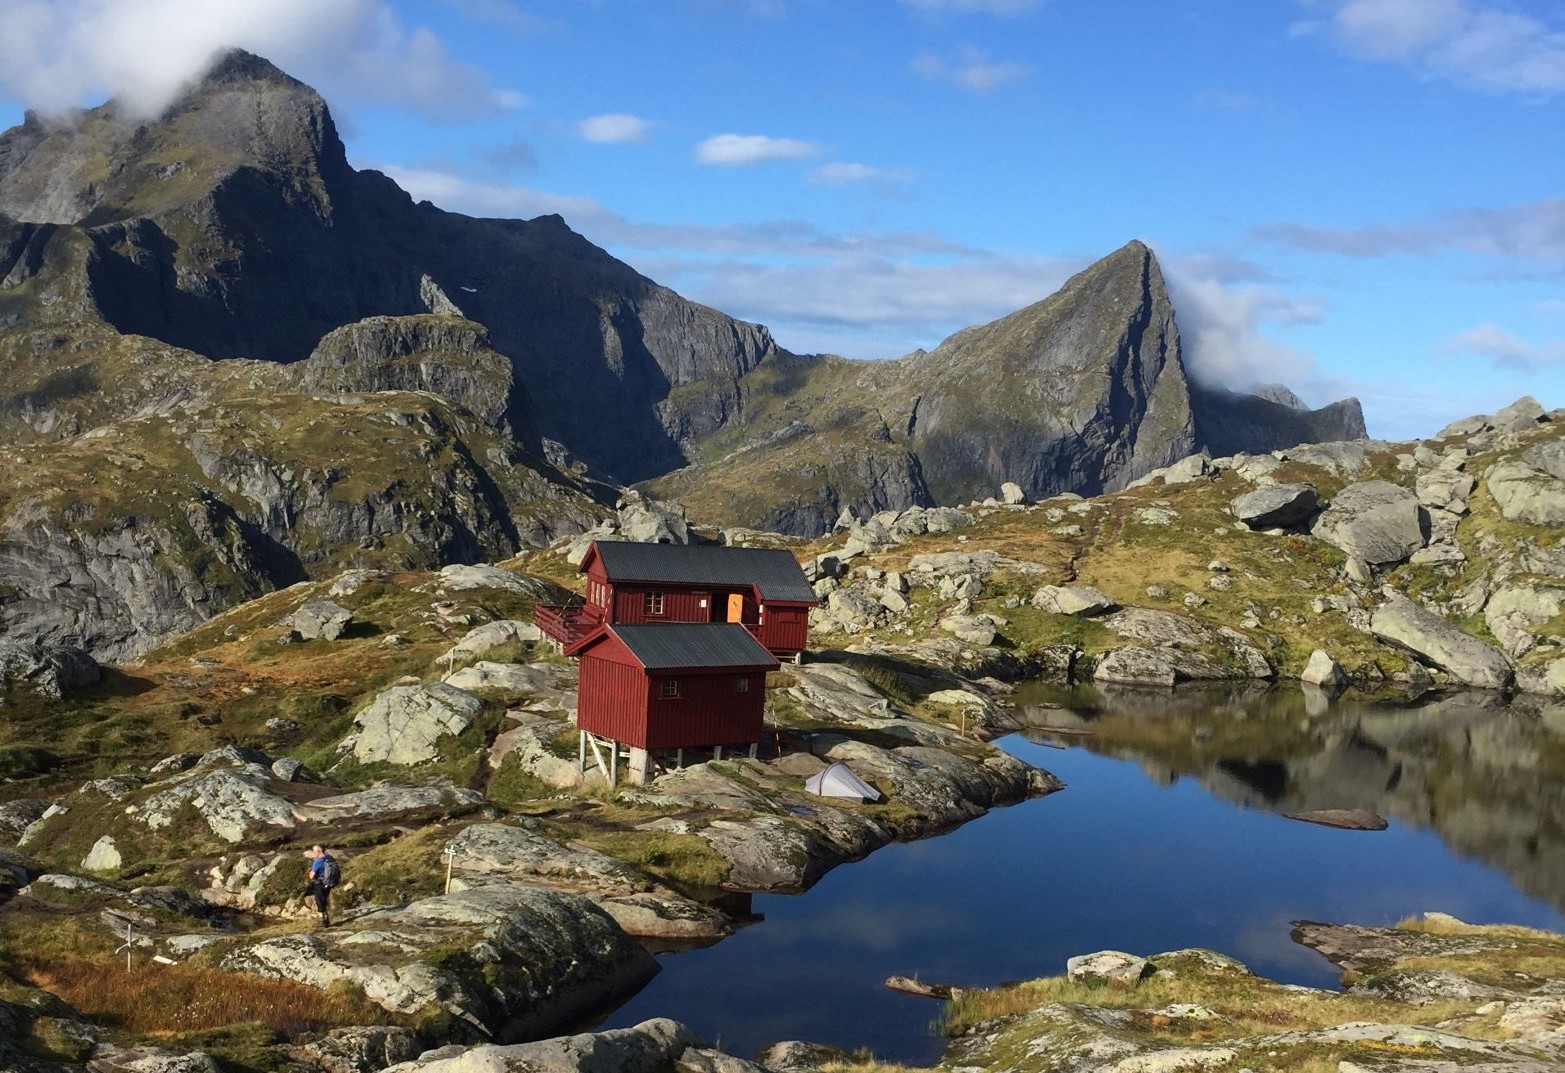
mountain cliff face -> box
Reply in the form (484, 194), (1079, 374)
(0, 49), (1368, 654)
(649, 243), (1365, 532)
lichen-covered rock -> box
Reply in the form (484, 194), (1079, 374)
(1030, 585), (1116, 616)
(1300, 649), (1348, 690)
(1311, 480), (1428, 565)
(140, 768), (297, 844)
(1066, 949), (1150, 987)
(379, 1018), (700, 1073)
(349, 683), (483, 765)
(1230, 482), (1319, 529)
(1370, 593), (1514, 690)
(294, 783), (482, 823)
(289, 599), (353, 641)
(436, 620), (544, 665)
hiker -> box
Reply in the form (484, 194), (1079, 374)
(306, 844), (339, 926)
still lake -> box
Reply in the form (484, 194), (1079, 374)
(597, 684), (1565, 1064)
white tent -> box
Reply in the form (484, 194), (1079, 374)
(805, 761), (882, 803)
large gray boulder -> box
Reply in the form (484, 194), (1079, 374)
(141, 768), (298, 843)
(290, 600), (353, 641)
(1230, 483), (1318, 529)
(380, 1019), (702, 1073)
(1300, 649), (1349, 691)
(1483, 585), (1565, 659)
(1310, 481), (1428, 565)
(0, 641), (100, 698)
(1486, 448), (1565, 526)
(437, 620), (543, 665)
(615, 491), (690, 545)
(1030, 585), (1117, 617)
(1369, 593), (1514, 690)
(349, 683), (484, 765)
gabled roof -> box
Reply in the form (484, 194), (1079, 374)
(584, 541), (817, 603)
(576, 622), (778, 672)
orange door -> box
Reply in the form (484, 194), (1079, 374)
(727, 593), (745, 623)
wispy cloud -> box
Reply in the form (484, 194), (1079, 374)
(1256, 197), (1565, 261)
(579, 113), (651, 144)
(808, 162), (915, 186)
(912, 44), (1030, 92)
(0, 0), (519, 120)
(695, 133), (822, 165)
(1297, 0), (1565, 95)
(475, 137), (538, 174)
(1443, 322), (1565, 371)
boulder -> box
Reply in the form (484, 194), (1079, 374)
(435, 564), (535, 593)
(328, 568), (387, 597)
(1300, 649), (1349, 691)
(1093, 646), (1179, 687)
(1483, 585), (1565, 659)
(1486, 457), (1565, 526)
(141, 768), (297, 843)
(294, 783), (482, 823)
(1523, 440), (1565, 480)
(295, 1025), (424, 1073)
(939, 615), (997, 647)
(1030, 585), (1116, 617)
(1160, 453), (1210, 485)
(290, 600), (353, 641)
(489, 718), (586, 789)
(1414, 470), (1476, 514)
(444, 661), (557, 699)
(349, 684), (484, 765)
(1277, 441), (1373, 476)
(1000, 481), (1027, 505)
(0, 642), (100, 698)
(1311, 481), (1428, 565)
(1369, 593), (1514, 690)
(1493, 394), (1547, 432)
(81, 835), (122, 873)
(615, 492), (690, 545)
(1066, 950), (1150, 987)
(437, 620), (543, 664)
(378, 1018), (699, 1073)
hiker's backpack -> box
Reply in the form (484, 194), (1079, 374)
(321, 854), (341, 889)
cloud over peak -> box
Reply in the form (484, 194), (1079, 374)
(0, 0), (518, 120)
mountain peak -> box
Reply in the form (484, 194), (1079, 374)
(187, 48), (309, 98)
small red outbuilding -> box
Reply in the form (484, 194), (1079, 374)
(567, 622), (779, 782)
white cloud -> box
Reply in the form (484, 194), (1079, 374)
(1442, 322), (1565, 371)
(1257, 197), (1565, 262)
(579, 113), (651, 144)
(1303, 0), (1565, 95)
(695, 133), (822, 166)
(0, 0), (515, 120)
(900, 0), (1045, 14)
(1162, 258), (1346, 404)
(912, 44), (1030, 92)
(808, 162), (914, 186)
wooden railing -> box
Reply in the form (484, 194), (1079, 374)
(534, 604), (593, 646)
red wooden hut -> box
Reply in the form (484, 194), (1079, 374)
(536, 540), (817, 659)
(566, 622), (779, 784)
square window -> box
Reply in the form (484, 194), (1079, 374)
(644, 591), (664, 615)
(735, 678), (750, 694)
(661, 679), (679, 698)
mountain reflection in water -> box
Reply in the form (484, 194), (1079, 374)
(1014, 682), (1565, 916)
(597, 684), (1565, 1065)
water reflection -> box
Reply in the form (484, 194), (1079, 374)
(1013, 682), (1565, 914)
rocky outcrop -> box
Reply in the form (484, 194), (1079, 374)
(0, 642), (99, 697)
(1092, 607), (1272, 686)
(346, 683), (484, 765)
(378, 1019), (718, 1073)
(1369, 593), (1514, 690)
(1229, 483), (1318, 529)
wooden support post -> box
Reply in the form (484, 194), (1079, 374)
(748, 742), (758, 759)
(713, 744), (723, 761)
(610, 740), (618, 786)
(675, 748), (684, 770)
(627, 746), (652, 786)
(578, 730), (587, 774)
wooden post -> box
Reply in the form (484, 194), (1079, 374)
(627, 747), (652, 786)
(579, 730), (587, 775)
(443, 844), (457, 894)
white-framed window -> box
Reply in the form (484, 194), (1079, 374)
(735, 678), (750, 694)
(644, 591), (665, 615)
(661, 679), (679, 698)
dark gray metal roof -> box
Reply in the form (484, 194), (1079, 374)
(611, 623), (779, 671)
(591, 541), (817, 603)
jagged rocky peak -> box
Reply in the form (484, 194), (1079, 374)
(904, 238), (1196, 503)
(0, 47), (347, 229)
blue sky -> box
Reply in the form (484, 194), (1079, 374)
(1, 0), (1562, 439)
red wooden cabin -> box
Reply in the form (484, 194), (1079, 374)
(567, 622), (779, 783)
(536, 540), (817, 658)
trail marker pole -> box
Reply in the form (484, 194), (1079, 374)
(443, 844), (458, 894)
(114, 921), (135, 972)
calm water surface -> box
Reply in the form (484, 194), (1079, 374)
(597, 686), (1565, 1064)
